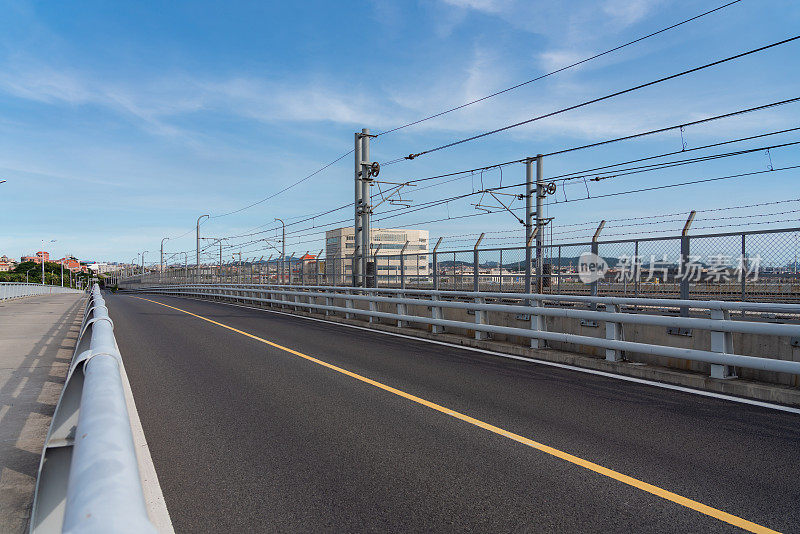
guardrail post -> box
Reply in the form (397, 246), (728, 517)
(397, 291), (407, 327)
(530, 297), (546, 349)
(709, 308), (737, 379)
(474, 296), (487, 340)
(605, 304), (623, 361)
(431, 295), (443, 333)
(344, 289), (354, 319)
(325, 294), (333, 316)
(368, 289), (378, 323)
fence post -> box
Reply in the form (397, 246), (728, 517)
(740, 233), (746, 302)
(498, 249), (503, 291)
(372, 245), (382, 289)
(400, 241), (409, 290)
(591, 221), (605, 300)
(634, 240), (640, 302)
(432, 238), (442, 291)
(709, 308), (736, 379)
(473, 233), (485, 292)
(557, 245), (562, 293)
(301, 251), (308, 286)
(288, 253), (295, 285)
(680, 211), (696, 317)
(317, 250), (323, 286)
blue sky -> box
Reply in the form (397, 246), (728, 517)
(1, 0), (799, 265)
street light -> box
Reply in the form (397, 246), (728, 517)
(26, 267), (35, 283)
(275, 218), (285, 284)
(141, 251), (149, 277)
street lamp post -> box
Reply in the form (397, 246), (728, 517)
(275, 218), (285, 284)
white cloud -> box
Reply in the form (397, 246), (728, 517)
(602, 0), (663, 26)
(536, 49), (588, 73)
(440, 0), (509, 14)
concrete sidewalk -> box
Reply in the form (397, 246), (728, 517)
(0, 293), (85, 533)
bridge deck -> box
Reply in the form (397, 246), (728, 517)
(0, 293), (84, 533)
(107, 292), (800, 533)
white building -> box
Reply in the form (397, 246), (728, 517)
(325, 227), (429, 280)
(86, 262), (117, 274)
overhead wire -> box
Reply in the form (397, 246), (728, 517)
(375, 97), (800, 189)
(389, 35), (800, 163)
(375, 1), (744, 138)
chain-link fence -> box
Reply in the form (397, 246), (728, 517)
(123, 227), (800, 303)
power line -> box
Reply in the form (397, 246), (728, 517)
(209, 149), (353, 219)
(392, 35), (800, 162)
(544, 127), (800, 182)
(378, 97), (800, 188)
(548, 164), (800, 205)
(375, 0), (743, 137)
(372, 139), (800, 222)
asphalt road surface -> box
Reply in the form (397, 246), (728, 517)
(105, 291), (800, 533)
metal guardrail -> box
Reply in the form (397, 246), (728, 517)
(30, 284), (156, 533)
(129, 283), (800, 380)
(0, 282), (81, 300)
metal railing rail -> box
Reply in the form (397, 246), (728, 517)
(1, 282), (81, 300)
(30, 284), (156, 534)
(129, 283), (800, 379)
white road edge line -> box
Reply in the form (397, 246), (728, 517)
(116, 338), (175, 533)
(147, 294), (800, 417)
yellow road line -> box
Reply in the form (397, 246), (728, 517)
(131, 295), (780, 534)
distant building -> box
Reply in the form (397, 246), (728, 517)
(21, 251), (50, 264)
(55, 257), (84, 273)
(325, 227), (429, 279)
(0, 255), (15, 271)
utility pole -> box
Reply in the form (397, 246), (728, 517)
(354, 131), (363, 286)
(275, 218), (285, 284)
(161, 237), (169, 273)
(525, 158), (534, 294)
(535, 155), (544, 293)
(360, 129), (372, 287)
(196, 214), (209, 281)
